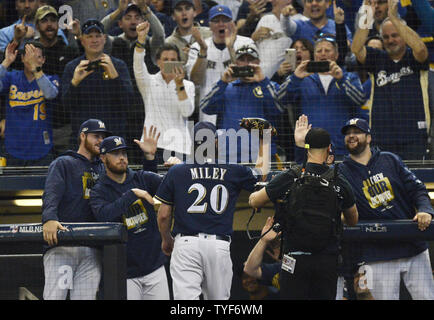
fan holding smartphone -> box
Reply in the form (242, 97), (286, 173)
(278, 37), (366, 158)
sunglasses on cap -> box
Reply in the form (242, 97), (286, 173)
(235, 46), (258, 56)
(314, 32), (336, 43)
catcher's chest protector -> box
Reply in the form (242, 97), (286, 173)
(281, 166), (342, 253)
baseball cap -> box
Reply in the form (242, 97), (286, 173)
(341, 118), (371, 135)
(81, 19), (105, 35)
(122, 3), (143, 17)
(194, 121), (217, 144)
(35, 5), (58, 22)
(79, 119), (111, 136)
(209, 4), (232, 21)
(305, 128), (331, 149)
(172, 0), (194, 9)
(100, 136), (128, 154)
(235, 44), (260, 60)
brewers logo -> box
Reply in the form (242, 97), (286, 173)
(253, 86), (263, 98)
(114, 137), (122, 146)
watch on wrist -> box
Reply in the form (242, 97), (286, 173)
(198, 51), (207, 59)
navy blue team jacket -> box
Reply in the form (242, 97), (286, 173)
(42, 150), (105, 224)
(90, 168), (166, 279)
(339, 147), (434, 263)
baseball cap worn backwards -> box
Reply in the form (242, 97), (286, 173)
(209, 4), (232, 21)
(341, 118), (371, 135)
(81, 19), (105, 34)
(35, 5), (59, 22)
(100, 136), (128, 154)
(79, 119), (111, 136)
(305, 128), (331, 149)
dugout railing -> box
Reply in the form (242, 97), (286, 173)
(0, 222), (127, 300)
(0, 220), (432, 300)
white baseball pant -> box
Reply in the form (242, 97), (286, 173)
(127, 265), (170, 300)
(360, 249), (434, 300)
(43, 246), (101, 300)
(170, 234), (233, 300)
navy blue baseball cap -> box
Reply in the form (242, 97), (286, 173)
(194, 121), (217, 144)
(79, 119), (111, 136)
(122, 3), (143, 17)
(81, 19), (105, 34)
(209, 4), (232, 21)
(100, 136), (128, 154)
(172, 0), (194, 9)
(341, 118), (371, 135)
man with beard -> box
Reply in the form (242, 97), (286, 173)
(90, 131), (170, 300)
(32, 5), (79, 156)
(249, 125), (358, 300)
(0, 0), (67, 53)
(31, 6), (79, 75)
(42, 118), (111, 300)
(351, 0), (429, 159)
(339, 117), (434, 300)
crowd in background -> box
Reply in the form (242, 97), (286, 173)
(0, 0), (433, 166)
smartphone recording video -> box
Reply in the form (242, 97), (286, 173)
(163, 61), (184, 74)
(306, 61), (330, 73)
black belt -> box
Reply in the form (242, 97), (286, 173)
(179, 233), (231, 242)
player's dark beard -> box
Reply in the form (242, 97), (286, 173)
(106, 157), (127, 175)
(41, 28), (58, 41)
(346, 138), (368, 156)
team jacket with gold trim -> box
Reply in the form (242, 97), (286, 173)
(42, 151), (104, 224)
(200, 78), (283, 163)
(90, 168), (166, 279)
(339, 147), (434, 263)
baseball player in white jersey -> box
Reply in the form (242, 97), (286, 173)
(185, 4), (254, 124)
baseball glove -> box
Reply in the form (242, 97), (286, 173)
(239, 117), (277, 136)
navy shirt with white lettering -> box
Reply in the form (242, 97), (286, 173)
(155, 163), (258, 236)
(363, 47), (429, 147)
